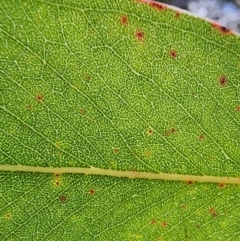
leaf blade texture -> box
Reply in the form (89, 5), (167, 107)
(0, 0), (240, 240)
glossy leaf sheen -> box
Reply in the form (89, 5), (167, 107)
(0, 0), (240, 240)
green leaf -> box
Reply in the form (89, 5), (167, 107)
(1, 0), (240, 240)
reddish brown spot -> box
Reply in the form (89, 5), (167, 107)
(143, 150), (151, 157)
(219, 76), (227, 86)
(199, 134), (204, 140)
(113, 148), (119, 154)
(147, 128), (154, 135)
(55, 173), (60, 178)
(5, 213), (11, 219)
(165, 128), (176, 136)
(88, 189), (95, 195)
(149, 2), (166, 11)
(120, 15), (128, 26)
(55, 181), (60, 186)
(236, 106), (240, 112)
(161, 221), (168, 228)
(150, 219), (157, 225)
(85, 75), (91, 81)
(218, 183), (226, 188)
(175, 12), (180, 18)
(169, 50), (177, 58)
(36, 95), (43, 101)
(80, 109), (85, 115)
(186, 180), (194, 185)
(212, 23), (231, 35)
(209, 207), (217, 218)
(196, 224), (201, 229)
(135, 30), (144, 41)
(59, 195), (66, 203)
(181, 205), (187, 210)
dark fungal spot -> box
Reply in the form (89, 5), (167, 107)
(186, 180), (193, 185)
(55, 173), (60, 178)
(120, 15), (128, 26)
(59, 195), (67, 203)
(85, 75), (91, 81)
(5, 213), (11, 219)
(169, 50), (177, 58)
(237, 106), (240, 112)
(135, 30), (144, 41)
(218, 183), (226, 188)
(143, 150), (151, 157)
(88, 189), (95, 195)
(199, 134), (204, 140)
(212, 23), (231, 35)
(175, 12), (180, 18)
(113, 148), (119, 154)
(36, 94), (43, 102)
(80, 109), (85, 115)
(149, 2), (166, 11)
(165, 128), (176, 136)
(150, 219), (157, 225)
(161, 221), (168, 228)
(181, 204), (186, 210)
(219, 75), (227, 86)
(147, 127), (154, 135)
(209, 207), (217, 218)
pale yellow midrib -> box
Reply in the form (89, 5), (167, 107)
(0, 164), (239, 184)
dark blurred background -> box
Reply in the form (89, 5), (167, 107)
(157, 0), (240, 32)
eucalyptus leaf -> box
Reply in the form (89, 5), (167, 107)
(1, 0), (240, 240)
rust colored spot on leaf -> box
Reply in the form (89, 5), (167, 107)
(237, 106), (240, 112)
(120, 15), (128, 26)
(212, 23), (231, 35)
(209, 207), (217, 218)
(54, 141), (61, 148)
(186, 180), (193, 185)
(88, 189), (95, 195)
(85, 75), (91, 81)
(165, 128), (176, 136)
(219, 75), (227, 86)
(59, 195), (66, 203)
(135, 30), (144, 41)
(169, 50), (177, 58)
(149, 2), (166, 11)
(55, 181), (60, 186)
(150, 219), (157, 225)
(143, 150), (151, 157)
(55, 173), (60, 178)
(175, 12), (180, 18)
(113, 148), (119, 154)
(218, 183), (226, 188)
(181, 205), (186, 210)
(36, 95), (43, 101)
(199, 134), (204, 140)
(5, 213), (11, 219)
(147, 127), (154, 135)
(161, 221), (168, 228)
(80, 109), (85, 115)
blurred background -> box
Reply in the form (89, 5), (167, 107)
(157, 0), (240, 32)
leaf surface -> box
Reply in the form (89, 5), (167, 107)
(0, 0), (240, 240)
